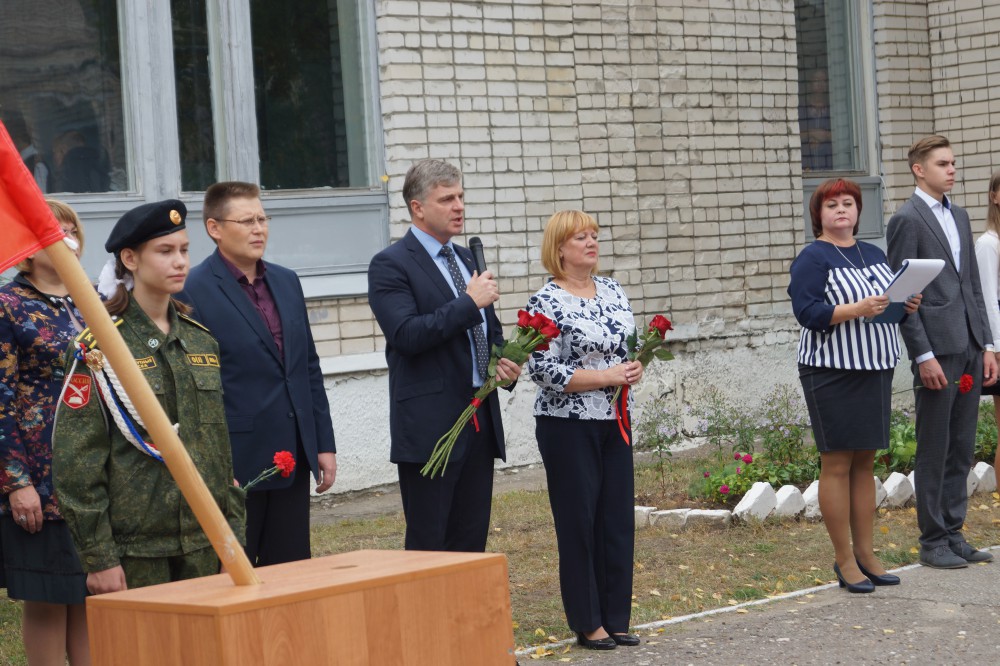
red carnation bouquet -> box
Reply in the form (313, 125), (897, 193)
(421, 310), (560, 478)
(612, 314), (675, 444)
(242, 450), (296, 491)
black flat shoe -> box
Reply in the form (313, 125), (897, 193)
(611, 633), (640, 646)
(856, 559), (901, 586)
(575, 632), (617, 650)
(833, 562), (875, 593)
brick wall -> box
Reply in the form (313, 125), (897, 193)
(321, 0), (805, 364)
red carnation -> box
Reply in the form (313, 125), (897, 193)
(958, 374), (974, 394)
(273, 450), (296, 477)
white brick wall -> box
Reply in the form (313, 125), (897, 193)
(320, 0), (1000, 491)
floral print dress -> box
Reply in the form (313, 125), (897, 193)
(0, 274), (83, 520)
(527, 276), (636, 420)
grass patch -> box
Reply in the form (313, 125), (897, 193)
(0, 460), (997, 661)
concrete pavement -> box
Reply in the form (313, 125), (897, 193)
(527, 550), (999, 665)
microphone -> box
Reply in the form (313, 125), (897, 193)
(469, 236), (488, 275)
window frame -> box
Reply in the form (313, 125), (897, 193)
(33, 0), (387, 297)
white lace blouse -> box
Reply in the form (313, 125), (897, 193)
(526, 276), (635, 420)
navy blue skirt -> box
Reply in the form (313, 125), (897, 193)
(0, 515), (87, 605)
(799, 364), (892, 452)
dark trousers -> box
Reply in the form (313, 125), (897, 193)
(397, 397), (497, 552)
(244, 446), (312, 566)
(912, 346), (982, 549)
(536, 415), (634, 634)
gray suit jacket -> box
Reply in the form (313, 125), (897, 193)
(886, 193), (992, 359)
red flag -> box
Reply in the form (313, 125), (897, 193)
(0, 120), (65, 272)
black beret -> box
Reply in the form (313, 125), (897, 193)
(105, 199), (187, 254)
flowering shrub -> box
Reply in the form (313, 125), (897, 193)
(699, 453), (759, 504)
(691, 384), (819, 503)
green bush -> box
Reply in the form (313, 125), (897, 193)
(875, 408), (917, 478)
(975, 400), (998, 464)
(634, 396), (681, 495)
(692, 384), (819, 503)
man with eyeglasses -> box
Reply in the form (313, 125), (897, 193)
(181, 181), (336, 566)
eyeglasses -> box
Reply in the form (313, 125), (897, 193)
(216, 215), (271, 228)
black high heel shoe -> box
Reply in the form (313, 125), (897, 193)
(575, 632), (617, 650)
(856, 559), (901, 586)
(611, 633), (640, 646)
(833, 562), (875, 593)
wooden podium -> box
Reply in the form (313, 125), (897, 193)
(86, 550), (516, 665)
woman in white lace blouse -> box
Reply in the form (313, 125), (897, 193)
(526, 210), (644, 651)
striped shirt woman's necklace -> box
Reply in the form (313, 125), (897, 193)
(829, 241), (877, 282)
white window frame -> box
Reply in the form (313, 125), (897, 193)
(55, 0), (387, 297)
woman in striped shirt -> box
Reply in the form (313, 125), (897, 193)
(789, 178), (921, 593)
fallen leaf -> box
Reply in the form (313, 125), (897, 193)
(727, 599), (739, 605)
(852, 626), (863, 630)
(678, 564), (689, 570)
(736, 608), (749, 614)
(888, 543), (897, 549)
(649, 589), (662, 597)
(880, 526), (890, 534)
(883, 629), (894, 634)
(547, 635), (559, 643)
(534, 628), (545, 637)
(712, 592), (723, 600)
(910, 547), (920, 554)
(512, 621), (520, 630)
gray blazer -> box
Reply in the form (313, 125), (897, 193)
(886, 193), (992, 358)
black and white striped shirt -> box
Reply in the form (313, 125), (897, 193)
(789, 240), (901, 370)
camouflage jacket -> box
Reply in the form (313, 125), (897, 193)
(53, 299), (245, 573)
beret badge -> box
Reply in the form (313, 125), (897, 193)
(170, 209), (182, 225)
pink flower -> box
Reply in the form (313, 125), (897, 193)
(719, 484), (730, 494)
(742, 453), (753, 464)
(734, 452), (741, 460)
(703, 471), (710, 478)
(736, 466), (742, 474)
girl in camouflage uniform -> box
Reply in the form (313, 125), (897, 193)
(53, 200), (245, 594)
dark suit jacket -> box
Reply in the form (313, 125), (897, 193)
(886, 193), (992, 358)
(368, 229), (507, 465)
(181, 250), (335, 490)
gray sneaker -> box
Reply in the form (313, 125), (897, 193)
(949, 541), (994, 563)
(920, 545), (968, 569)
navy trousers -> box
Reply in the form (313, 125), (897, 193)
(536, 415), (634, 634)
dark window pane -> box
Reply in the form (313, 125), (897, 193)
(250, 0), (368, 190)
(172, 0), (216, 191)
(0, 0), (126, 193)
(795, 0), (862, 173)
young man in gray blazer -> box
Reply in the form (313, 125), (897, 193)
(886, 135), (997, 568)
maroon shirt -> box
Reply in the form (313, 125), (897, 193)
(217, 250), (284, 358)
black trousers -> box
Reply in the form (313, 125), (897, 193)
(397, 396), (497, 552)
(536, 415), (634, 634)
(244, 444), (312, 566)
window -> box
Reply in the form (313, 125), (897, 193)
(795, 0), (882, 239)
(1, 1), (386, 296)
(0, 0), (126, 194)
(251, 0), (376, 190)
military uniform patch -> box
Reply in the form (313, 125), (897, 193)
(63, 374), (91, 409)
(187, 353), (220, 368)
(135, 356), (157, 371)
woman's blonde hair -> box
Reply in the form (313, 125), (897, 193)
(986, 169), (1000, 239)
(540, 210), (599, 280)
(16, 199), (85, 273)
